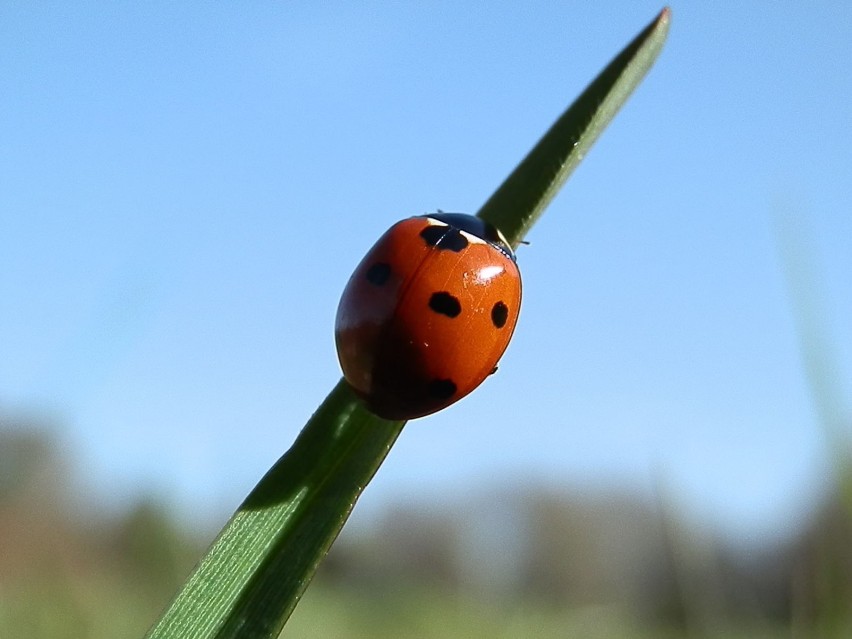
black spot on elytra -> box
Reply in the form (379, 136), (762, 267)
(429, 292), (461, 318)
(420, 225), (445, 247)
(440, 228), (469, 252)
(491, 301), (509, 328)
(428, 378), (457, 399)
(365, 262), (391, 286)
(419, 225), (469, 252)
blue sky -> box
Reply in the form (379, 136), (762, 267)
(2, 3), (850, 545)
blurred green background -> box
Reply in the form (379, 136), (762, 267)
(2, 2), (851, 637)
(3, 418), (852, 637)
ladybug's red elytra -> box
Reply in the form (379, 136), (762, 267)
(335, 213), (522, 420)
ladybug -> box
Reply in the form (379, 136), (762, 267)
(335, 212), (522, 420)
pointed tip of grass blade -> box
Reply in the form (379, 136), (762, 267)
(477, 7), (671, 248)
(657, 7), (672, 38)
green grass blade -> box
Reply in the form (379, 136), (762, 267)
(477, 7), (671, 248)
(145, 9), (670, 639)
(145, 380), (404, 639)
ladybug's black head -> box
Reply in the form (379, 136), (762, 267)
(424, 212), (515, 261)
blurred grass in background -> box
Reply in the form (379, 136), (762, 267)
(2, 388), (851, 639)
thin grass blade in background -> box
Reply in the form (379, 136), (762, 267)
(774, 205), (852, 633)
